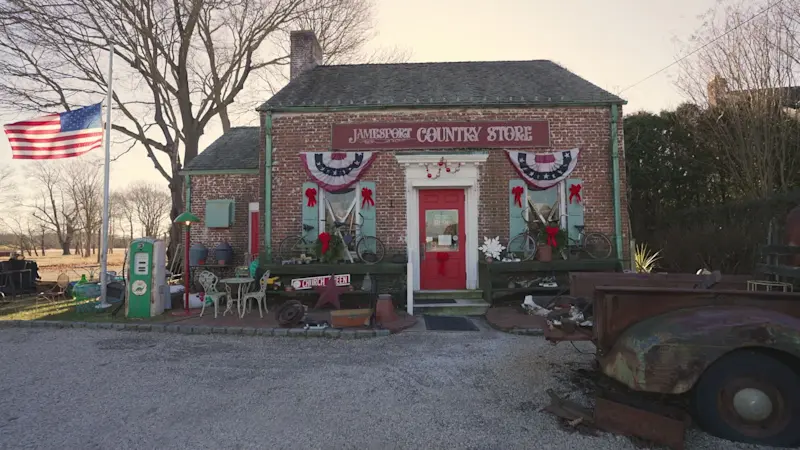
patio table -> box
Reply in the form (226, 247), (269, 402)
(220, 277), (254, 318)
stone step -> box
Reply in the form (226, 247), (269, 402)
(412, 299), (490, 316)
(414, 289), (484, 300)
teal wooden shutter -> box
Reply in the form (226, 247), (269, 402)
(301, 182), (319, 240)
(508, 179), (528, 251)
(358, 181), (377, 253)
(566, 178), (584, 242)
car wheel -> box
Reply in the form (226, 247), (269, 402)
(692, 349), (800, 447)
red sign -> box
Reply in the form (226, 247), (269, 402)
(331, 121), (550, 150)
(290, 274), (351, 290)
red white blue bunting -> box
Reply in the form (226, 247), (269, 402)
(505, 149), (580, 189)
(300, 151), (377, 192)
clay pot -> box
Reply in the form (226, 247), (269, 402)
(536, 245), (553, 262)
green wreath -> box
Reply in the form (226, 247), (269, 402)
(314, 226), (345, 263)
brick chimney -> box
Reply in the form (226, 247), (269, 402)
(707, 75), (728, 106)
(290, 30), (322, 80)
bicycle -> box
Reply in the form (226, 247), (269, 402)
(277, 213), (386, 264)
(507, 201), (559, 261)
(559, 225), (613, 260)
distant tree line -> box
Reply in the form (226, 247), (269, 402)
(0, 160), (171, 258)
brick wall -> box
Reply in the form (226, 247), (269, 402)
(189, 174), (261, 264)
(265, 106), (630, 259)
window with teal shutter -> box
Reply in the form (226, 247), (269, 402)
(508, 179), (528, 251)
(301, 182), (319, 240)
(205, 199), (234, 228)
(566, 177), (584, 242)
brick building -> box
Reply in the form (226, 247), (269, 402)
(185, 30), (629, 292)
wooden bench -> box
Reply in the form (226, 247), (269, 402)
(260, 263), (406, 309)
(479, 259), (622, 304)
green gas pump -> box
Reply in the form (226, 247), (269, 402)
(125, 238), (167, 318)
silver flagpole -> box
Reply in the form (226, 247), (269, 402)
(99, 44), (114, 305)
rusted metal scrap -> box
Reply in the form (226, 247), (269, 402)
(541, 389), (595, 432)
(594, 394), (687, 450)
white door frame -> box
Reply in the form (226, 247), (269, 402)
(395, 153), (489, 291)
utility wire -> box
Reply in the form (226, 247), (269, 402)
(618, 0), (784, 95)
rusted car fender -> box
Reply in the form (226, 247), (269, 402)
(598, 305), (800, 394)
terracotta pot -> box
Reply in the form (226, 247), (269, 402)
(536, 245), (552, 262)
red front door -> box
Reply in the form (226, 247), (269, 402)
(419, 189), (466, 290)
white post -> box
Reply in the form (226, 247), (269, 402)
(406, 248), (414, 315)
(99, 45), (114, 304)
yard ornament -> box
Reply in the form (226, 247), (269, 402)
(478, 236), (506, 260)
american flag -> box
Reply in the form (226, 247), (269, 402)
(3, 103), (103, 160)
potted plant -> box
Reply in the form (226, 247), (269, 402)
(478, 236), (506, 263)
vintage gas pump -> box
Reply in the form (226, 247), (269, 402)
(125, 238), (168, 318)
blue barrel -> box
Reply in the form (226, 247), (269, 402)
(215, 242), (233, 264)
(189, 243), (208, 266)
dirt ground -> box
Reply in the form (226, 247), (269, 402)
(18, 248), (127, 282)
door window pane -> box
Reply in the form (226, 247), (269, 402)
(425, 209), (459, 252)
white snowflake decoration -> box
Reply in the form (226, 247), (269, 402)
(478, 236), (506, 260)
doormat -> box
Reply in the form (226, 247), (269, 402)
(417, 298), (457, 304)
(423, 315), (479, 331)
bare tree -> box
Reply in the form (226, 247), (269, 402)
(0, 0), (403, 259)
(676, 0), (800, 198)
(64, 159), (103, 257)
(111, 190), (135, 245)
(0, 167), (16, 207)
(29, 162), (79, 255)
(126, 182), (171, 238)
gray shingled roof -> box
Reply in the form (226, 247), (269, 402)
(184, 126), (260, 171)
(258, 60), (624, 111)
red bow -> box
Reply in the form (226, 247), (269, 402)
(545, 226), (559, 247)
(319, 232), (331, 254)
(305, 188), (317, 207)
(511, 186), (524, 207)
(436, 252), (449, 276)
(569, 184), (582, 204)
(361, 187), (374, 208)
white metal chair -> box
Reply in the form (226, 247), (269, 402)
(241, 270), (270, 318)
(197, 270), (227, 318)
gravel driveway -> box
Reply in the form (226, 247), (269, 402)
(0, 325), (779, 450)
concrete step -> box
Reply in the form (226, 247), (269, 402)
(412, 298), (490, 316)
(414, 289), (484, 300)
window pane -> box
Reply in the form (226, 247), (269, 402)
(424, 209), (459, 252)
(324, 189), (357, 232)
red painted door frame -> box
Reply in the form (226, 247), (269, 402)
(249, 210), (259, 260)
(419, 189), (466, 290)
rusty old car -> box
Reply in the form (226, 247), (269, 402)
(547, 260), (800, 448)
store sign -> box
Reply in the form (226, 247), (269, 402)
(331, 121), (550, 150)
(291, 274), (351, 290)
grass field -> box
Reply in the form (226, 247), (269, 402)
(27, 248), (127, 282)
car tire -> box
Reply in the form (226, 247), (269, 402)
(692, 349), (800, 447)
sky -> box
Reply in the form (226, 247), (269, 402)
(0, 0), (719, 192)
